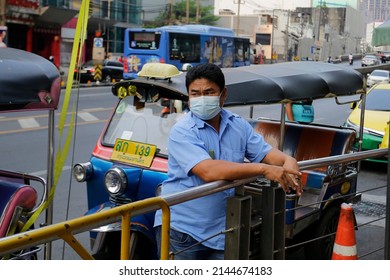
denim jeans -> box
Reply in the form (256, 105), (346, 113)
(154, 226), (224, 260)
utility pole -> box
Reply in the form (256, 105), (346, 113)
(271, 9), (275, 64)
(0, 0), (6, 26)
(196, 0), (200, 23)
(107, 0), (111, 56)
(186, 0), (189, 23)
(234, 0), (244, 36)
(284, 10), (289, 61)
(317, 0), (322, 43)
(169, 0), (173, 24)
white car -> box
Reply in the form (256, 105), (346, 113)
(361, 55), (380, 67)
(366, 69), (390, 87)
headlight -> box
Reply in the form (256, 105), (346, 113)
(73, 162), (93, 182)
(104, 167), (127, 195)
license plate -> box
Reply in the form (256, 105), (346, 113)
(111, 139), (157, 168)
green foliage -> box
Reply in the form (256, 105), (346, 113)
(147, 0), (219, 27)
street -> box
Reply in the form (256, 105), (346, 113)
(0, 85), (387, 259)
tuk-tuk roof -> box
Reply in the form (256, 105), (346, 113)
(113, 61), (364, 106)
(0, 48), (61, 111)
(222, 61), (363, 106)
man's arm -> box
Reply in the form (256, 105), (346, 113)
(191, 148), (302, 195)
(286, 103), (294, 121)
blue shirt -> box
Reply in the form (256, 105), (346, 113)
(154, 109), (272, 250)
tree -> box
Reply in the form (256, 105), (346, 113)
(147, 0), (220, 27)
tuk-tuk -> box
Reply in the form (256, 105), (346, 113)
(73, 61), (364, 260)
(0, 48), (61, 259)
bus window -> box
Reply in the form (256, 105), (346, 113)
(244, 40), (250, 62)
(129, 32), (161, 50)
(169, 33), (201, 63)
(234, 40), (244, 62)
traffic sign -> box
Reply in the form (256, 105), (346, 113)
(94, 37), (103, 48)
(94, 64), (102, 81)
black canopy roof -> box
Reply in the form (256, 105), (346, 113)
(0, 48), (61, 111)
(114, 61), (363, 106)
(222, 61), (364, 106)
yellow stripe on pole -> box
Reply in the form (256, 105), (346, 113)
(21, 0), (90, 232)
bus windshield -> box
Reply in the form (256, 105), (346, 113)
(129, 32), (161, 50)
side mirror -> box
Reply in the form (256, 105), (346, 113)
(350, 102), (357, 110)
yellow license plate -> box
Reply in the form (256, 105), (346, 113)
(111, 139), (157, 168)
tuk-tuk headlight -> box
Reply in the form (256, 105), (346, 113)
(73, 162), (93, 182)
(104, 167), (127, 195)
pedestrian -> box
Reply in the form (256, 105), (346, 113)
(286, 101), (314, 123)
(153, 63), (302, 260)
(0, 26), (7, 48)
(49, 55), (55, 64)
(348, 53), (353, 65)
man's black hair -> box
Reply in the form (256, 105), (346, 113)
(185, 63), (225, 92)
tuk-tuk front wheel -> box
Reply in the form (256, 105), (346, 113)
(92, 231), (157, 260)
(304, 203), (341, 260)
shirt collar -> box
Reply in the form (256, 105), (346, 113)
(190, 108), (234, 129)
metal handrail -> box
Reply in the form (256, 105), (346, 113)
(298, 148), (387, 170)
(0, 148), (388, 259)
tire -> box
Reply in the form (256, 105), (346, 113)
(304, 203), (341, 260)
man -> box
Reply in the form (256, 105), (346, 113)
(286, 102), (314, 123)
(154, 63), (302, 260)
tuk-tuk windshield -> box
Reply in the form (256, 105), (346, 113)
(102, 96), (187, 155)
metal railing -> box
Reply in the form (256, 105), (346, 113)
(0, 148), (388, 260)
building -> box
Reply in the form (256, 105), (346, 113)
(0, 0), (141, 67)
(215, 5), (363, 62)
(359, 0), (390, 23)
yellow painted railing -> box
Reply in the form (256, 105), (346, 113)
(0, 148), (388, 260)
(0, 196), (171, 260)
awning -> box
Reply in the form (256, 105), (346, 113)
(113, 22), (138, 29)
(88, 17), (117, 32)
(36, 7), (79, 25)
(372, 20), (390, 46)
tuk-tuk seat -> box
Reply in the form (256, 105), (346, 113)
(0, 180), (37, 238)
(250, 119), (356, 189)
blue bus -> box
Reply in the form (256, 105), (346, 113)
(123, 24), (251, 79)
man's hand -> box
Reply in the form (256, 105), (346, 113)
(262, 165), (302, 196)
(262, 149), (303, 195)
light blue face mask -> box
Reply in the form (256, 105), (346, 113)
(190, 95), (221, 120)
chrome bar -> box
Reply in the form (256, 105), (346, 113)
(279, 104), (286, 150)
(44, 110), (55, 260)
(298, 148), (387, 170)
